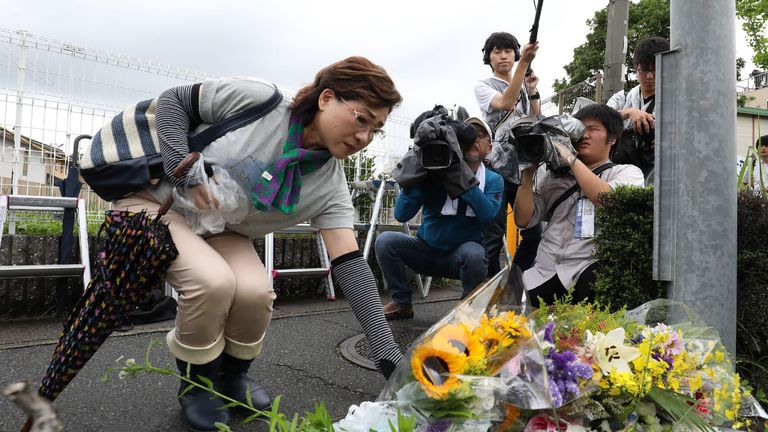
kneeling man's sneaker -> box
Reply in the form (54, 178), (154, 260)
(383, 302), (414, 320)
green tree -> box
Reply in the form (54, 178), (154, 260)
(554, 0), (671, 92)
(736, 0), (768, 69)
(342, 149), (376, 182)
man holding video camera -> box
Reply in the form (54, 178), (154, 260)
(607, 36), (670, 181)
(513, 105), (644, 307)
(474, 31), (543, 279)
(378, 117), (503, 319)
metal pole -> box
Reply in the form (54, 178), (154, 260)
(655, 0), (737, 353)
(602, 0), (629, 103)
(594, 73), (603, 103)
(11, 31), (28, 197)
(9, 30), (28, 235)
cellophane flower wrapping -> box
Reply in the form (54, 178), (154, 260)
(374, 267), (536, 431)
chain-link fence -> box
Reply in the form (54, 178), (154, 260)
(0, 28), (415, 229)
(541, 74), (603, 116)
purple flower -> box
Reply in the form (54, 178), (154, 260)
(544, 321), (555, 344)
(425, 418), (453, 432)
(546, 349), (593, 408)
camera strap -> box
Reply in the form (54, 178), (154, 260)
(493, 110), (514, 139)
(545, 162), (616, 221)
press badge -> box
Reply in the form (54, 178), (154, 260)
(574, 197), (595, 239)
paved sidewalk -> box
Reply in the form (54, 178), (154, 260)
(0, 285), (462, 431)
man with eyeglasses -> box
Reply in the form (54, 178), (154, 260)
(607, 37), (670, 182)
(377, 117), (503, 319)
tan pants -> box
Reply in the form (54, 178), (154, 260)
(115, 191), (276, 364)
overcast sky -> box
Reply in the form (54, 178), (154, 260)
(0, 0), (757, 121)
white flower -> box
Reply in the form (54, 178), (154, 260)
(588, 328), (640, 375)
(334, 401), (400, 432)
(470, 378), (497, 414)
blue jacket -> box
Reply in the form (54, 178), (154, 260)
(394, 169), (503, 252)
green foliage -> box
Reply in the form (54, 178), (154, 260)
(738, 57), (747, 81)
(738, 93), (757, 107)
(554, 0), (670, 92)
(736, 0), (768, 69)
(592, 186), (667, 310)
(555, 8), (609, 92)
(646, 388), (719, 432)
(107, 341), (416, 432)
(1, 218), (101, 236)
(592, 187), (768, 396)
(736, 192), (768, 394)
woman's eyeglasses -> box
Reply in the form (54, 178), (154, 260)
(339, 98), (386, 140)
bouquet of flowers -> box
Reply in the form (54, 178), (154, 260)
(334, 268), (765, 432)
(510, 299), (757, 432)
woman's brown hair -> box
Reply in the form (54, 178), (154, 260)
(291, 56), (402, 126)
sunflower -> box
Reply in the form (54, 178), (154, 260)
(433, 323), (487, 373)
(410, 338), (467, 399)
(473, 315), (512, 356)
(496, 311), (532, 340)
(433, 324), (471, 354)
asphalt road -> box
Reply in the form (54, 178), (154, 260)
(0, 288), (461, 431)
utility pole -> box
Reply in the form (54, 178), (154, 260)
(655, 0), (737, 353)
(603, 0), (630, 102)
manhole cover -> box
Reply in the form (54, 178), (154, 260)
(339, 325), (430, 370)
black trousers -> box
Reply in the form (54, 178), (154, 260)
(528, 261), (600, 308)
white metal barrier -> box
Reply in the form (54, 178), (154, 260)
(264, 224), (335, 300)
(351, 180), (432, 298)
(0, 194), (90, 291)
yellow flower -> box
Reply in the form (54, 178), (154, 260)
(473, 315), (507, 356)
(667, 376), (680, 393)
(496, 311), (531, 339)
(433, 324), (471, 353)
(410, 338), (467, 399)
(689, 373), (703, 393)
(433, 323), (487, 373)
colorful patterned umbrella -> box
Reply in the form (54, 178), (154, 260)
(36, 209), (178, 402)
(19, 153), (207, 431)
(20, 207), (178, 427)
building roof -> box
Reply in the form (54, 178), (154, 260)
(737, 106), (768, 117)
(0, 126), (68, 159)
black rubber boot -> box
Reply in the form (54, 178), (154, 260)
(219, 353), (272, 411)
(176, 358), (230, 432)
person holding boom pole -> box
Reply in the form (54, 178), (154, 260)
(474, 19), (543, 280)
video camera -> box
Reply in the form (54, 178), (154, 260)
(390, 105), (480, 198)
(612, 127), (655, 175)
(408, 105), (477, 169)
(509, 114), (585, 172)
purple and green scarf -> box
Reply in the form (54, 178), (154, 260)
(251, 115), (332, 214)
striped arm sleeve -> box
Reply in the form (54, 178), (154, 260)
(331, 250), (403, 378)
(156, 83), (202, 189)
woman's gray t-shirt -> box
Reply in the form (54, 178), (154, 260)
(154, 76), (354, 237)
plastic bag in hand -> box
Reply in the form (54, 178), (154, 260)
(172, 156), (248, 235)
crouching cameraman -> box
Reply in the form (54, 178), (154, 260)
(378, 116), (503, 319)
(513, 105), (644, 308)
